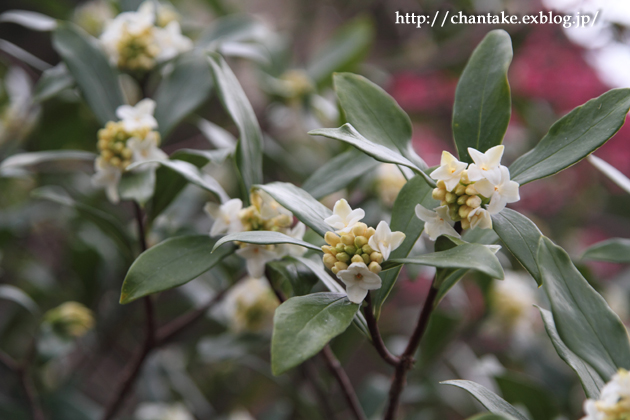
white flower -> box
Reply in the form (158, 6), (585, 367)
(278, 222), (307, 257)
(236, 245), (279, 278)
(253, 190), (292, 220)
(116, 99), (158, 132)
(324, 199), (365, 234)
(581, 369), (630, 420)
(336, 262), (382, 304)
(155, 21), (193, 62)
(368, 221), (405, 261)
(92, 157), (122, 203)
(376, 163), (407, 205)
(100, 10), (155, 64)
(126, 131), (168, 168)
(430, 151), (468, 192)
(135, 402), (194, 420)
(205, 198), (244, 237)
(221, 277), (278, 333)
(467, 206), (492, 230)
(474, 166), (520, 214)
(414, 204), (460, 241)
(467, 145), (505, 185)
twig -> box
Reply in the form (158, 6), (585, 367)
(301, 362), (337, 420)
(0, 349), (45, 420)
(383, 278), (439, 420)
(364, 293), (399, 366)
(321, 345), (367, 420)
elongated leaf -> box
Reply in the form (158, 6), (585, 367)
(267, 258), (318, 297)
(373, 174), (437, 317)
(492, 209), (542, 286)
(128, 159), (229, 203)
(197, 118), (237, 150)
(453, 30), (512, 162)
(441, 380), (529, 420)
(32, 187), (134, 261)
(271, 292), (359, 375)
(302, 149), (378, 199)
(334, 72), (426, 170)
(582, 238), (630, 264)
(384, 244), (504, 280)
(154, 51), (214, 137)
(198, 15), (267, 47)
(52, 23), (124, 125)
(495, 373), (558, 420)
(309, 124), (434, 186)
(0, 285), (39, 315)
(510, 89), (630, 185)
(120, 235), (234, 304)
(538, 237), (630, 379)
(171, 148), (232, 165)
(306, 17), (373, 86)
(0, 39), (51, 71)
(588, 154), (630, 195)
(537, 306), (604, 399)
(255, 182), (332, 237)
(34, 63), (74, 102)
(0, 10), (57, 31)
(213, 231), (321, 252)
(0, 150), (95, 176)
(208, 53), (263, 202)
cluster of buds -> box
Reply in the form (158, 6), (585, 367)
(322, 223), (382, 275)
(277, 69), (315, 100)
(581, 369), (630, 420)
(97, 121), (151, 170)
(114, 24), (160, 71)
(416, 145), (520, 241)
(43, 302), (95, 339)
(222, 277), (279, 333)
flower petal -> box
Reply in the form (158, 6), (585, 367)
(346, 285), (368, 304)
(486, 145), (505, 167)
(415, 204), (436, 223)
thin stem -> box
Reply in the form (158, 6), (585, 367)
(364, 293), (399, 366)
(383, 278), (439, 420)
(0, 349), (45, 420)
(301, 362), (337, 420)
(133, 201), (147, 252)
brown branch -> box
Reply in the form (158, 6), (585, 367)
(0, 348), (45, 420)
(383, 278), (439, 420)
(321, 345), (367, 420)
(364, 293), (399, 366)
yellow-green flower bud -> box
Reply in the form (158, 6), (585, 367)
(352, 222), (368, 237)
(325, 231), (341, 246)
(437, 180), (446, 189)
(321, 245), (334, 254)
(334, 262), (348, 271)
(336, 252), (350, 262)
(354, 236), (368, 249)
(461, 218), (471, 230)
(44, 302), (95, 338)
(449, 208), (461, 221)
(458, 205), (471, 219)
(331, 266), (340, 274)
(362, 254), (371, 265)
(366, 227), (376, 238)
(455, 184), (467, 196)
(457, 195), (469, 205)
(362, 244), (374, 255)
(445, 192), (457, 204)
(351, 254), (364, 264)
(274, 214), (292, 228)
(466, 195), (482, 208)
(341, 234), (355, 246)
(335, 243), (345, 252)
(323, 254), (337, 269)
(460, 170), (470, 184)
(432, 188), (446, 201)
(465, 185), (477, 196)
(344, 245), (357, 255)
(369, 261), (382, 274)
(370, 252), (383, 264)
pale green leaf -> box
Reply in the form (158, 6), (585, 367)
(0, 285), (39, 315)
(441, 380), (529, 420)
(588, 154), (630, 195)
(0, 150), (95, 177)
(212, 231), (321, 252)
(34, 63), (74, 102)
(0, 10), (57, 31)
(582, 238), (630, 264)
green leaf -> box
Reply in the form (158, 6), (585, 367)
(118, 169), (155, 206)
(582, 238), (630, 264)
(306, 17), (373, 86)
(255, 182), (332, 237)
(271, 292), (359, 375)
(154, 51), (214, 137)
(333, 72), (426, 170)
(212, 231), (322, 252)
(384, 243), (504, 280)
(452, 30), (512, 163)
(267, 258), (318, 297)
(495, 373), (559, 420)
(538, 237), (630, 379)
(0, 150), (95, 177)
(0, 285), (39, 315)
(309, 124), (435, 186)
(120, 235), (234, 304)
(52, 23), (124, 125)
(208, 53), (263, 203)
(492, 209), (543, 286)
(537, 306), (604, 399)
(198, 15), (267, 47)
(34, 63), (74, 102)
(170, 148), (232, 166)
(441, 380), (529, 420)
(372, 174), (437, 317)
(128, 159), (229, 203)
(32, 187), (134, 261)
(302, 149), (378, 199)
(0, 10), (57, 31)
(510, 88), (630, 185)
(588, 154), (630, 195)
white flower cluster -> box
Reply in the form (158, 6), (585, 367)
(92, 99), (167, 203)
(221, 277), (278, 333)
(100, 1), (192, 72)
(582, 369), (630, 420)
(322, 199), (406, 304)
(207, 191), (307, 278)
(415, 145), (520, 240)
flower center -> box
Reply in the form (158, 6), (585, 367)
(356, 273), (363, 280)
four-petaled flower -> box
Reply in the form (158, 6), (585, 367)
(336, 262), (383, 304)
(279, 222), (307, 257)
(430, 151), (468, 192)
(474, 166), (520, 214)
(116, 99), (158, 132)
(467, 145), (505, 185)
(368, 221), (406, 261)
(236, 244), (279, 279)
(324, 199), (365, 234)
(205, 198), (244, 237)
(468, 206), (492, 230)
(414, 204), (460, 241)
(127, 131), (168, 167)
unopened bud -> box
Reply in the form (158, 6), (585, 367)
(351, 255), (364, 264)
(457, 195), (469, 205)
(110, 157), (121, 167)
(341, 234), (355, 246)
(466, 195), (481, 208)
(354, 236), (368, 249)
(370, 252), (383, 264)
(465, 185), (477, 196)
(335, 243), (345, 252)
(368, 262), (382, 274)
(344, 245), (357, 255)
(352, 223), (368, 237)
(334, 262), (348, 272)
(445, 192), (457, 204)
(321, 245), (334, 254)
(362, 244), (374, 255)
(458, 205), (471, 219)
(449, 208), (461, 221)
(460, 218), (471, 230)
(113, 142), (124, 152)
(366, 227), (376, 238)
(336, 252), (350, 262)
(331, 266), (339, 274)
(437, 180), (446, 189)
(323, 254), (337, 268)
(275, 214), (292, 227)
(362, 254), (371, 265)
(432, 188), (446, 201)
(460, 170), (470, 184)
(44, 302), (94, 338)
(325, 231), (340, 246)
(455, 184), (466, 196)
(122, 148), (133, 159)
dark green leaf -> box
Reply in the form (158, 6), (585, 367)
(120, 235), (234, 304)
(510, 89), (630, 185)
(441, 380), (529, 420)
(52, 23), (124, 125)
(538, 237), (630, 379)
(582, 238), (630, 264)
(213, 231), (321, 252)
(271, 292), (359, 375)
(34, 63), (74, 102)
(492, 209), (543, 286)
(453, 30), (512, 163)
(267, 258), (318, 297)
